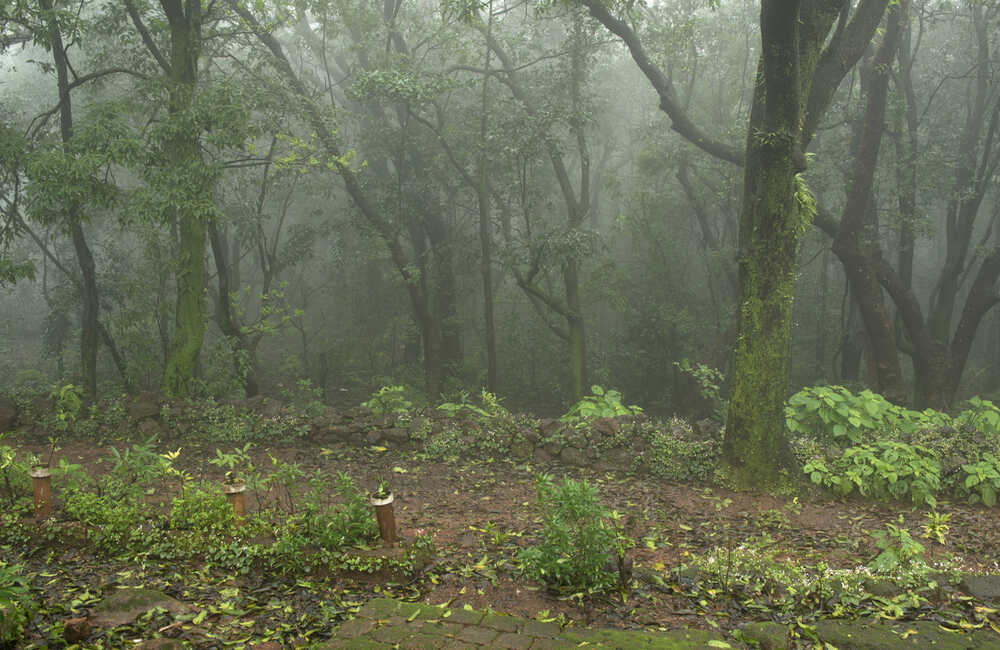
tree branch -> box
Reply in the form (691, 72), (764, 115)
(576, 0), (744, 166)
(124, 0), (172, 75)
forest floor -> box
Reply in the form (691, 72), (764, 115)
(3, 427), (1000, 648)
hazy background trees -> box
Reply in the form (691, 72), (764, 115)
(3, 0), (1000, 432)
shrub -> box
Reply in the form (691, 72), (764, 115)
(63, 490), (147, 552)
(519, 475), (621, 593)
(0, 561), (35, 647)
(305, 472), (378, 548)
(363, 385), (413, 416)
(561, 385), (642, 424)
(804, 440), (941, 507)
(787, 386), (1000, 447)
(955, 396), (1000, 437)
(786, 385), (897, 444)
(0, 441), (31, 506)
(958, 453), (1000, 506)
(169, 483), (236, 533)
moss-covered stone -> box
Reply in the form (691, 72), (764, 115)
(814, 619), (1000, 649)
(357, 597), (400, 619)
(741, 621), (790, 649)
(90, 587), (189, 628)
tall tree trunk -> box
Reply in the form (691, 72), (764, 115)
(565, 259), (586, 400)
(40, 0), (99, 399)
(208, 221), (260, 397)
(160, 0), (208, 397)
(831, 1), (908, 403)
(723, 11), (804, 487)
(478, 0), (498, 393)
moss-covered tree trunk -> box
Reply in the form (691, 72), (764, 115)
(722, 0), (806, 486)
(160, 0), (208, 398)
(582, 0), (889, 488)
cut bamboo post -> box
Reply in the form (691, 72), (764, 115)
(371, 493), (397, 544)
(222, 480), (247, 523)
(30, 464), (52, 519)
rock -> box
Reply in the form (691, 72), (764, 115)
(128, 392), (161, 421)
(406, 416), (428, 432)
(521, 427), (541, 444)
(509, 442), (533, 458)
(137, 418), (164, 439)
(537, 418), (561, 436)
(863, 577), (905, 598)
(365, 429), (383, 445)
(63, 617), (90, 643)
(592, 417), (620, 438)
(560, 447), (588, 466)
(242, 394), (268, 413)
(90, 587), (190, 629)
(533, 447), (552, 464)
(0, 395), (17, 431)
(382, 428), (410, 444)
(960, 574), (1000, 604)
(741, 622), (789, 650)
(328, 425), (352, 441)
(596, 448), (634, 472)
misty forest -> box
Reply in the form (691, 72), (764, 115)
(3, 0), (1000, 647)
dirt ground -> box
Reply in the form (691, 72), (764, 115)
(5, 431), (1000, 647)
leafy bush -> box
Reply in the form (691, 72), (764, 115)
(305, 472), (378, 548)
(955, 396), (1000, 436)
(63, 490), (147, 552)
(102, 435), (169, 501)
(0, 561), (35, 647)
(363, 385), (413, 416)
(804, 440), (941, 507)
(49, 383), (83, 434)
(561, 385), (642, 424)
(519, 475), (621, 593)
(958, 453), (1000, 506)
(786, 385), (899, 444)
(787, 385), (1000, 446)
(169, 483), (236, 533)
(0, 441), (30, 506)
